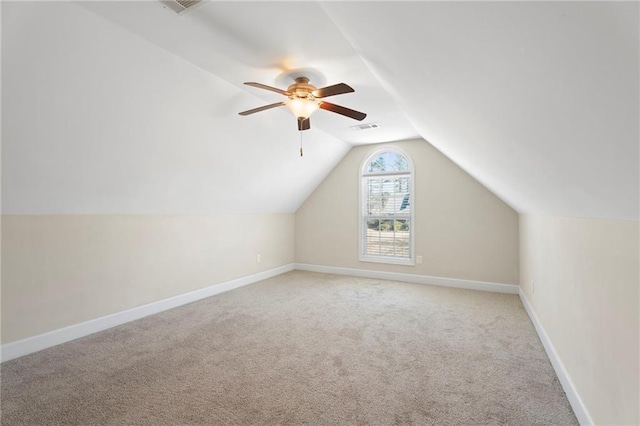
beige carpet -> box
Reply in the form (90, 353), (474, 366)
(1, 271), (577, 425)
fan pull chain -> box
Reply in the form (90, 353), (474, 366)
(300, 131), (303, 157)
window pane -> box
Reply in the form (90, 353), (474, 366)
(367, 177), (409, 216)
(382, 179), (394, 194)
(368, 157), (386, 173)
(395, 220), (410, 258)
(364, 218), (410, 259)
(365, 219), (381, 256)
(378, 220), (395, 256)
(389, 153), (409, 172)
(367, 152), (409, 173)
(367, 195), (383, 215)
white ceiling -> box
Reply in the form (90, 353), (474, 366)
(321, 1), (639, 221)
(3, 1), (638, 219)
(79, 1), (420, 145)
(80, 0), (640, 220)
(2, 2), (351, 214)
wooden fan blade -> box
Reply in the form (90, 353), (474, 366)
(238, 101), (286, 116)
(298, 117), (311, 131)
(244, 82), (291, 96)
(312, 83), (354, 98)
(319, 102), (367, 121)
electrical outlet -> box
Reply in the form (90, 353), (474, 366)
(416, 255), (423, 264)
(256, 254), (261, 263)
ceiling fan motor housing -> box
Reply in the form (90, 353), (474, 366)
(287, 77), (317, 99)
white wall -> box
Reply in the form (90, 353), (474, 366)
(296, 139), (519, 285)
(1, 214), (294, 343)
(520, 215), (639, 425)
(0, 2), (307, 344)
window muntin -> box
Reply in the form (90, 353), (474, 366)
(360, 149), (414, 265)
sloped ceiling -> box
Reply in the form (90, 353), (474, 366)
(321, 1), (639, 221)
(3, 1), (638, 220)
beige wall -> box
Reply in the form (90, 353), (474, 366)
(295, 139), (519, 285)
(520, 215), (639, 425)
(1, 214), (295, 343)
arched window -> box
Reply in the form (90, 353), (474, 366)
(360, 148), (414, 265)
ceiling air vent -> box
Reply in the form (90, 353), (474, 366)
(350, 123), (380, 131)
(160, 0), (201, 14)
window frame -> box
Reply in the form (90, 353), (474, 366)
(359, 147), (415, 266)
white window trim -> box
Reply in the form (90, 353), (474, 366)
(359, 146), (415, 266)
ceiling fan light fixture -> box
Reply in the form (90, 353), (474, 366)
(285, 97), (319, 119)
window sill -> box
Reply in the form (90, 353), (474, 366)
(359, 255), (415, 266)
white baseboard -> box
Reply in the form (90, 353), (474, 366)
(519, 290), (593, 426)
(1, 262), (593, 425)
(1, 263), (295, 363)
(294, 263), (519, 294)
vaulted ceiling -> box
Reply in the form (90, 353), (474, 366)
(3, 1), (638, 220)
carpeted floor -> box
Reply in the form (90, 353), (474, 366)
(1, 271), (577, 425)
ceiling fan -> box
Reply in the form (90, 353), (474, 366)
(239, 77), (366, 131)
